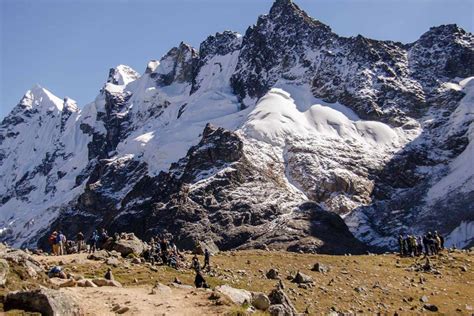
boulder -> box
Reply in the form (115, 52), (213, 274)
(4, 288), (83, 316)
(0, 258), (9, 286)
(106, 257), (120, 267)
(266, 268), (280, 280)
(215, 285), (252, 305)
(132, 257), (142, 264)
(252, 292), (270, 310)
(291, 271), (313, 284)
(50, 278), (76, 288)
(87, 250), (110, 261)
(268, 304), (290, 316)
(424, 304), (439, 312)
(311, 262), (329, 273)
(103, 234), (145, 257)
(194, 240), (219, 255)
(268, 288), (298, 315)
(76, 279), (97, 287)
(92, 278), (122, 287)
(153, 283), (172, 294)
(59, 279), (77, 288)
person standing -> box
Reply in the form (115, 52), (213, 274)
(398, 235), (404, 256)
(192, 254), (201, 272)
(57, 232), (66, 255)
(202, 248), (211, 270)
(49, 231), (58, 255)
(76, 231), (85, 253)
(89, 230), (99, 254)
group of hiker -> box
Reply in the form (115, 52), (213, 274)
(47, 231), (67, 256)
(46, 229), (213, 289)
(48, 229), (109, 255)
(398, 231), (445, 257)
(143, 235), (186, 269)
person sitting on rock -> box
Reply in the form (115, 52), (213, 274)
(48, 266), (67, 279)
(105, 268), (114, 281)
(194, 271), (209, 288)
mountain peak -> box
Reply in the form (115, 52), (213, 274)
(19, 85), (64, 112)
(269, 0), (303, 18)
(107, 65), (140, 86)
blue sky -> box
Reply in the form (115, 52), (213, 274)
(1, 0), (473, 119)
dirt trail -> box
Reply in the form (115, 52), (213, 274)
(35, 253), (230, 315)
(63, 285), (226, 316)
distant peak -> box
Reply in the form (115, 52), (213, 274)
(266, 0), (332, 32)
(17, 85), (64, 113)
(269, 0), (299, 16)
(107, 65), (140, 86)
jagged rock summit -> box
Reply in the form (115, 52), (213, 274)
(1, 0), (473, 253)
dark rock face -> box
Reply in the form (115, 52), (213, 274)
(410, 25), (474, 82)
(153, 42), (199, 86)
(199, 31), (242, 60)
(104, 125), (366, 254)
(231, 0), (472, 124)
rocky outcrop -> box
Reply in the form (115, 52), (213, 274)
(4, 288), (83, 316)
(0, 258), (8, 287)
(268, 287), (298, 316)
(106, 124), (367, 254)
(102, 233), (145, 257)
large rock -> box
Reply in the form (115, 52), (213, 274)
(0, 258), (9, 286)
(291, 271), (313, 284)
(268, 288), (298, 316)
(102, 233), (145, 257)
(76, 279), (98, 287)
(252, 292), (271, 311)
(92, 278), (122, 287)
(87, 250), (110, 261)
(311, 262), (330, 273)
(4, 288), (83, 316)
(195, 239), (220, 255)
(266, 268), (280, 280)
(215, 285), (252, 305)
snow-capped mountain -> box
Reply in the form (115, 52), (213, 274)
(1, 0), (473, 252)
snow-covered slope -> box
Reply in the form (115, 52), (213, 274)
(0, 86), (90, 244)
(1, 0), (473, 251)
